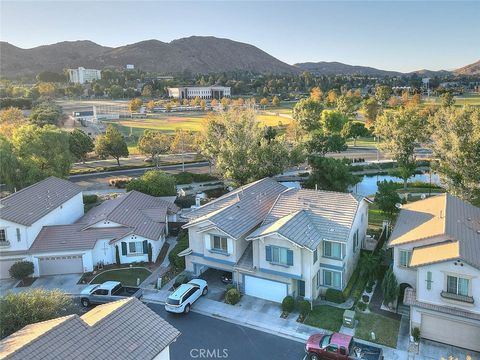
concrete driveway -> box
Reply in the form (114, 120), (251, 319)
(419, 339), (480, 360)
(2, 274), (88, 295)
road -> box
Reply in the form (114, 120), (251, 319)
(147, 303), (306, 360)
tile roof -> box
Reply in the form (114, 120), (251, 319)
(389, 193), (480, 269)
(0, 177), (82, 226)
(409, 241), (460, 267)
(0, 298), (180, 360)
(247, 189), (365, 249)
(404, 287), (480, 321)
(183, 178), (288, 238)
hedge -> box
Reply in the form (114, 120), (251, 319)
(281, 296), (295, 313)
(174, 172), (219, 185)
(83, 194), (98, 204)
(225, 288), (241, 305)
(325, 288), (345, 304)
(168, 231), (189, 270)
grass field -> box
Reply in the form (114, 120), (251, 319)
(304, 305), (345, 332)
(90, 268), (151, 286)
(424, 93), (480, 107)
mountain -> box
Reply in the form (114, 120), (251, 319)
(0, 37), (297, 78)
(409, 69), (451, 77)
(294, 61), (403, 77)
(454, 60), (480, 76)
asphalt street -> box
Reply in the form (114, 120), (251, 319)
(147, 303), (306, 360)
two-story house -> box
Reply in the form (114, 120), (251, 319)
(181, 178), (369, 303)
(0, 177), (179, 279)
(388, 194), (480, 351)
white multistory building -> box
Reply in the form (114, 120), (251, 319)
(68, 67), (102, 84)
(167, 86), (230, 100)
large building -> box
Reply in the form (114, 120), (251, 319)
(167, 86), (230, 100)
(67, 67), (102, 84)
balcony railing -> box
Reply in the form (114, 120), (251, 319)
(441, 291), (474, 304)
(0, 240), (11, 247)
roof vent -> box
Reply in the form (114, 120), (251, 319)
(467, 217), (472, 221)
(329, 228), (335, 232)
(228, 216), (234, 220)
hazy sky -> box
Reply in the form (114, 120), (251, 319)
(1, 1), (479, 72)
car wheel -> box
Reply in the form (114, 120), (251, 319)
(81, 298), (90, 308)
(184, 304), (191, 314)
(308, 353), (319, 360)
(202, 286), (208, 296)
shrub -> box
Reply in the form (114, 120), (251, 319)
(83, 194), (98, 204)
(325, 288), (345, 304)
(9, 261), (34, 284)
(174, 172), (194, 185)
(382, 267), (399, 307)
(366, 280), (374, 293)
(173, 274), (189, 287)
(298, 300), (311, 316)
(343, 269), (360, 299)
(412, 327), (421, 343)
(225, 288), (241, 305)
(357, 301), (367, 311)
(362, 295), (370, 303)
(226, 284), (235, 292)
(126, 170), (176, 196)
(281, 296), (295, 313)
(174, 195), (196, 209)
(109, 177), (131, 188)
(168, 231), (189, 270)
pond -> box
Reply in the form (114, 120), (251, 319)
(351, 173), (442, 197)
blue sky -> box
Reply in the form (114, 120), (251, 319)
(1, 1), (479, 72)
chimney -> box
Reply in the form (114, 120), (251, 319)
(195, 195), (201, 207)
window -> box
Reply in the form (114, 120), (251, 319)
(323, 241), (343, 259)
(426, 271), (433, 290)
(323, 270), (342, 289)
(313, 249), (318, 264)
(399, 250), (411, 267)
(446, 275), (469, 296)
(0, 229), (6, 242)
(353, 231), (358, 253)
(266, 246), (293, 266)
(212, 235), (228, 252)
(128, 241), (143, 254)
(16, 228), (21, 242)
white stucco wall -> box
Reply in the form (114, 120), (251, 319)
(115, 234), (164, 264)
(152, 346), (171, 360)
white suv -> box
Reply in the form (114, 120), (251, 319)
(165, 279), (208, 314)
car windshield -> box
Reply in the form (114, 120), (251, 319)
(166, 298), (180, 305)
(320, 335), (331, 348)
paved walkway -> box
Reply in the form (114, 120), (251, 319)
(0, 274), (88, 295)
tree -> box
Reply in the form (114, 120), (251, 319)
(307, 132), (347, 156)
(36, 71), (66, 83)
(128, 98), (143, 112)
(335, 94), (358, 118)
(375, 85), (392, 106)
(146, 100), (156, 111)
(141, 84), (153, 97)
(305, 157), (359, 192)
(375, 180), (402, 217)
(292, 98), (323, 132)
(326, 90), (338, 107)
(210, 99), (218, 108)
(107, 85), (124, 98)
(272, 96), (281, 107)
(8, 261), (34, 285)
(12, 124), (72, 178)
(69, 129), (94, 163)
(170, 129), (195, 172)
(95, 124), (129, 166)
(375, 108), (427, 189)
(381, 267), (399, 308)
(259, 97), (269, 108)
(200, 99), (207, 110)
(29, 101), (62, 127)
(126, 170), (176, 196)
(321, 110), (348, 134)
(363, 97), (380, 129)
(440, 92), (455, 108)
(263, 126), (277, 143)
(37, 82), (56, 97)
(0, 289), (73, 338)
(341, 121), (370, 146)
(358, 253), (380, 283)
(138, 130), (171, 167)
(0, 107), (25, 137)
(310, 87), (323, 102)
(429, 107), (480, 204)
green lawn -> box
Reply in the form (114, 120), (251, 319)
(423, 93), (480, 107)
(355, 312), (400, 348)
(346, 137), (378, 147)
(368, 203), (388, 230)
(304, 305), (345, 332)
(90, 268), (151, 286)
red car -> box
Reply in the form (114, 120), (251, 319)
(305, 332), (383, 360)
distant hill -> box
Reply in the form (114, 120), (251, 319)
(294, 61), (403, 77)
(0, 36), (298, 79)
(454, 60), (480, 76)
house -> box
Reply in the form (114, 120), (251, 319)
(0, 177), (179, 278)
(181, 178), (370, 303)
(167, 86), (231, 100)
(0, 297), (180, 360)
(388, 193), (480, 351)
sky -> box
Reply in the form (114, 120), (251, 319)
(1, 1), (479, 72)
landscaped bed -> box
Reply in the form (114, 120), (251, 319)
(355, 311), (400, 348)
(303, 305), (344, 332)
(89, 268), (152, 286)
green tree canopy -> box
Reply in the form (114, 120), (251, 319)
(307, 132), (347, 156)
(381, 267), (399, 308)
(440, 92), (455, 108)
(335, 94), (359, 118)
(305, 157), (359, 192)
(29, 101), (62, 127)
(95, 124), (129, 166)
(321, 110), (348, 134)
(126, 170), (176, 196)
(138, 130), (171, 167)
(292, 97), (324, 132)
(341, 121), (371, 146)
(375, 180), (402, 217)
(69, 129), (94, 163)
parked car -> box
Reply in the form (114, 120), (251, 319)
(165, 279), (208, 314)
(305, 332), (383, 360)
(220, 271), (233, 284)
(80, 281), (143, 307)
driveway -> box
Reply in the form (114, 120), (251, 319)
(3, 274), (88, 295)
(419, 339), (480, 360)
(199, 268), (231, 302)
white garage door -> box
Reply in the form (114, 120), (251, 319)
(38, 255), (83, 276)
(244, 276), (287, 303)
(421, 313), (480, 352)
(0, 259), (24, 279)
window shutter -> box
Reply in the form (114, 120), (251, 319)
(121, 242), (127, 255)
(143, 240), (148, 254)
(426, 271), (432, 290)
(287, 250), (294, 266)
(265, 245), (272, 262)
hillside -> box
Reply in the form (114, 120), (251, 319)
(294, 61), (403, 77)
(454, 60), (480, 76)
(0, 36), (297, 78)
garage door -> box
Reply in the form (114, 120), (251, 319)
(0, 259), (24, 279)
(38, 255), (83, 276)
(244, 276), (287, 303)
(421, 313), (480, 351)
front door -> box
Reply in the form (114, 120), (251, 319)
(298, 280), (305, 297)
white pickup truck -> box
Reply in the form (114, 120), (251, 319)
(80, 281), (143, 307)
